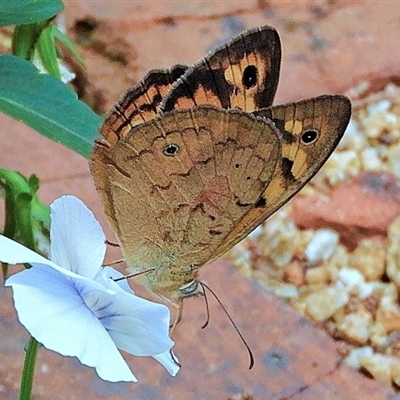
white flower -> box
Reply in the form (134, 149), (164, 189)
(0, 195), (179, 382)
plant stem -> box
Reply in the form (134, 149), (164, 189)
(19, 337), (40, 400)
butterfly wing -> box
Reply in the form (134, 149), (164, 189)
(91, 106), (282, 273)
(101, 65), (188, 145)
(91, 25), (350, 298)
(101, 25), (281, 146)
(210, 95), (352, 261)
(92, 67), (191, 241)
(162, 25), (281, 113)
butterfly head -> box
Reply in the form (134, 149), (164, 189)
(178, 279), (202, 298)
(131, 262), (203, 301)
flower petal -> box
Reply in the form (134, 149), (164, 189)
(153, 351), (180, 376)
(98, 266), (134, 294)
(0, 235), (101, 281)
(89, 269), (174, 357)
(50, 196), (105, 279)
(0, 234), (56, 266)
(6, 265), (137, 382)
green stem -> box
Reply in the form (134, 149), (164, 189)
(19, 337), (40, 400)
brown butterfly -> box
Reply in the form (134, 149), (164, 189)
(90, 26), (351, 304)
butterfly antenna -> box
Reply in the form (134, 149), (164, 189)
(113, 268), (155, 282)
(104, 258), (123, 266)
(104, 240), (121, 266)
(199, 282), (254, 370)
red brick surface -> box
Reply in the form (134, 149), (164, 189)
(2, 1), (400, 399)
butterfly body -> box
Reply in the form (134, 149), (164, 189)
(90, 26), (351, 302)
(93, 106), (283, 299)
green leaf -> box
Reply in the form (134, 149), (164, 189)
(0, 0), (64, 27)
(52, 25), (85, 66)
(28, 175), (50, 226)
(0, 170), (32, 237)
(13, 20), (80, 80)
(15, 192), (35, 251)
(0, 169), (50, 229)
(0, 55), (101, 158)
(0, 169), (50, 262)
(0, 169), (32, 196)
(37, 23), (60, 79)
(28, 175), (40, 192)
(11, 22), (47, 60)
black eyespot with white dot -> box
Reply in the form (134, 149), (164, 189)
(301, 129), (319, 145)
(163, 143), (180, 156)
(242, 65), (258, 89)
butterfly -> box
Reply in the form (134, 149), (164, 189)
(90, 25), (351, 304)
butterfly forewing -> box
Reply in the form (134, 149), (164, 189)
(210, 95), (351, 262)
(161, 25), (281, 113)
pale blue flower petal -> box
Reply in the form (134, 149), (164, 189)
(2, 195), (179, 380)
(99, 266), (134, 294)
(0, 234), (56, 267)
(97, 268), (179, 375)
(92, 269), (174, 357)
(153, 351), (180, 376)
(0, 235), (80, 280)
(50, 196), (106, 279)
(6, 264), (137, 382)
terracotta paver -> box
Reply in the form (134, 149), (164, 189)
(292, 172), (400, 248)
(63, 0), (400, 112)
(2, 1), (400, 399)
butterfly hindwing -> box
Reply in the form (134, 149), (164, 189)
(101, 25), (281, 148)
(101, 65), (188, 145)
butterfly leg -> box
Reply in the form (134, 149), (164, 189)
(103, 239), (122, 266)
(103, 258), (123, 266)
(105, 239), (120, 247)
(169, 298), (183, 334)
